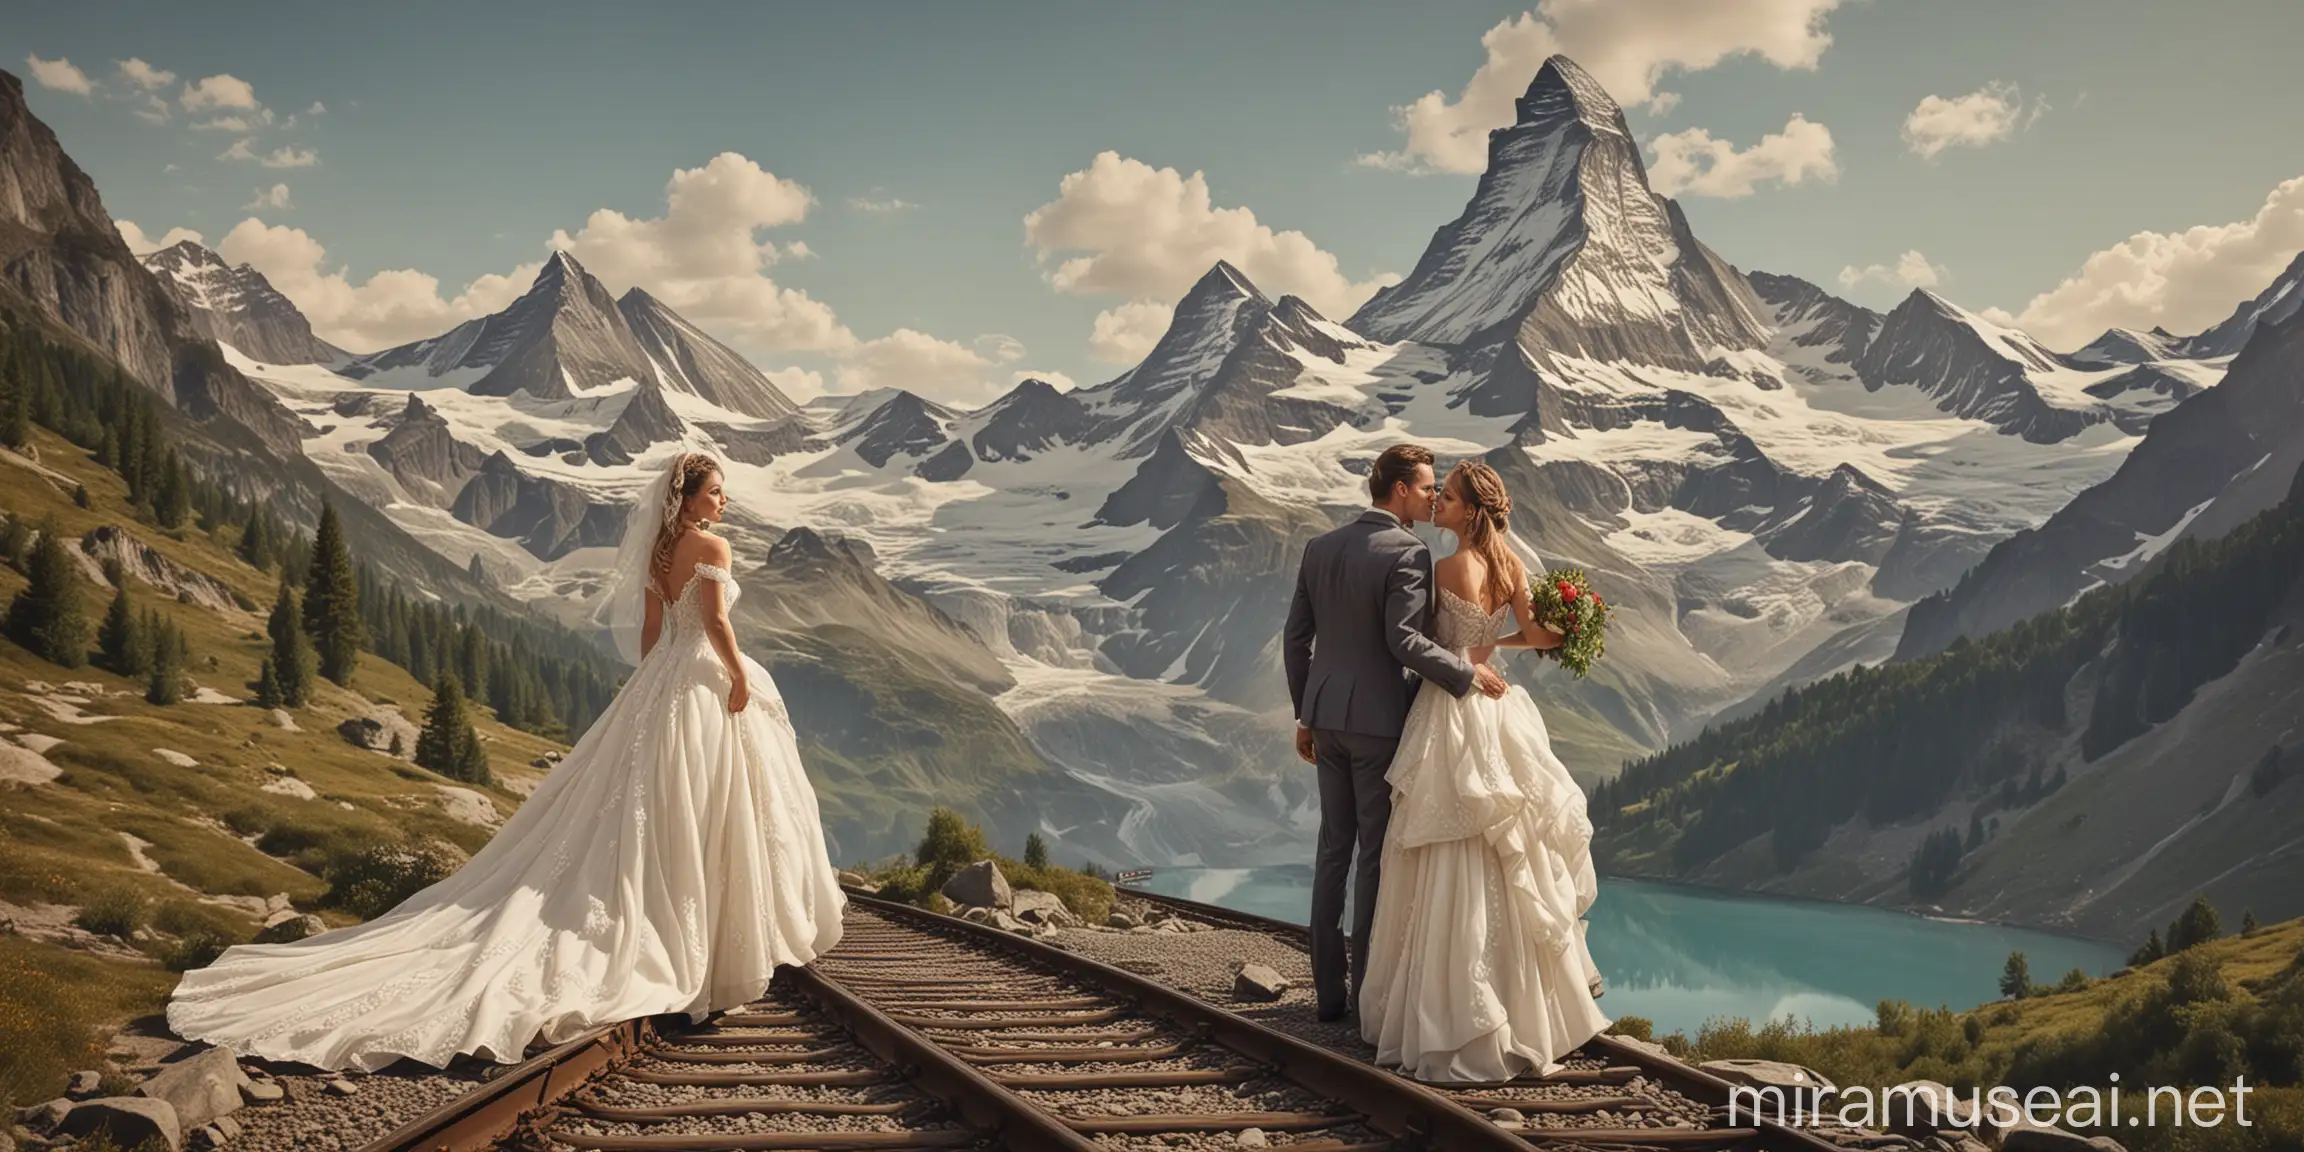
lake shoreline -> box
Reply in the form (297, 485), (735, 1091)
(1594, 869), (2131, 948)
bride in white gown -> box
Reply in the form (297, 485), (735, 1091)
(168, 452), (846, 1072)
(1359, 460), (1608, 1083)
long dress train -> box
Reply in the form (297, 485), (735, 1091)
(1358, 588), (1608, 1083)
(167, 561), (845, 1072)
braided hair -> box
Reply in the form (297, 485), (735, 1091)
(649, 452), (722, 582)
(1445, 460), (1522, 611)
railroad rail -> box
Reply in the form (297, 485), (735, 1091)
(1114, 884), (1852, 1152)
(360, 889), (1846, 1152)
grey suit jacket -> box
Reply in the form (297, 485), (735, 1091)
(1284, 509), (1477, 739)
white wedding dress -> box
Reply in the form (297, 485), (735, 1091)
(167, 561), (846, 1072)
(1359, 588), (1609, 1083)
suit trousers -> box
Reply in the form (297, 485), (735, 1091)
(1308, 727), (1400, 1017)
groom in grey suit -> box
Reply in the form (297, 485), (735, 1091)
(1283, 443), (1506, 1022)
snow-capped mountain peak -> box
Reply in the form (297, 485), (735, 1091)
(2175, 249), (2304, 358)
(138, 239), (344, 366)
(341, 249), (653, 398)
(616, 286), (800, 420)
(1345, 54), (1768, 367)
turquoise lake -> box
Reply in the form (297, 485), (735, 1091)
(1127, 866), (2127, 1037)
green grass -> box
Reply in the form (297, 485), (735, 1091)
(0, 935), (174, 1117)
(1638, 918), (2304, 1151)
(0, 426), (571, 1107)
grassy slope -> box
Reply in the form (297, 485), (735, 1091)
(1652, 917), (2304, 1150)
(0, 426), (561, 1110)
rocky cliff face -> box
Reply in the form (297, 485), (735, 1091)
(342, 252), (653, 399)
(1348, 54), (1770, 370)
(0, 71), (305, 457)
(140, 240), (343, 366)
(618, 287), (799, 420)
(1898, 306), (2304, 659)
(365, 394), (487, 505)
(449, 451), (626, 560)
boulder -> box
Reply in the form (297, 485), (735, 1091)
(1010, 890), (1079, 927)
(940, 860), (1012, 909)
(1702, 1059), (1838, 1112)
(135, 1048), (249, 1131)
(1879, 1081), (1974, 1135)
(59, 1097), (181, 1152)
(1106, 911), (1139, 929)
(323, 1078), (358, 1097)
(337, 708), (419, 758)
(254, 914), (325, 944)
(240, 1080), (285, 1104)
(2002, 1124), (2127, 1152)
(66, 1071), (103, 1099)
(1233, 963), (1290, 1002)
(1237, 1128), (1269, 1148)
(835, 870), (869, 889)
(266, 708), (299, 731)
(15, 1099), (72, 1131)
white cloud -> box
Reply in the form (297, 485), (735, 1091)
(133, 95), (170, 124)
(115, 220), (204, 256)
(548, 151), (847, 354)
(26, 55), (95, 96)
(305, 100), (326, 116)
(763, 366), (828, 402)
(115, 58), (175, 90)
(195, 115), (253, 132)
(1087, 299), (1173, 364)
(217, 218), (540, 352)
(180, 73), (258, 112)
(834, 328), (1009, 406)
(972, 333), (1026, 364)
(779, 241), (815, 261)
(1647, 114), (1836, 198)
(1902, 81), (2042, 160)
(1359, 0), (1841, 174)
(1838, 250), (1946, 292)
(847, 193), (917, 214)
(244, 183), (293, 210)
(2001, 174), (2304, 351)
(221, 138), (317, 168)
(1024, 151), (1396, 320)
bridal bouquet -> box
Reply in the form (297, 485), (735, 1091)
(1527, 567), (1611, 678)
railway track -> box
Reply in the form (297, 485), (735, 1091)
(1114, 884), (1851, 1152)
(360, 890), (1845, 1152)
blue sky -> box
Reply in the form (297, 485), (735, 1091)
(10, 0), (2302, 405)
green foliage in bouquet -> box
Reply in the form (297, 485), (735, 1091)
(1527, 567), (1611, 678)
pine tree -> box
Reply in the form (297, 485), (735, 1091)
(252, 656), (284, 709)
(0, 373), (29, 449)
(71, 484), (88, 509)
(2130, 928), (2166, 967)
(237, 507), (271, 570)
(266, 576), (315, 708)
(468, 553), (486, 582)
(454, 722), (492, 787)
(2167, 896), (2223, 953)
(155, 450), (191, 529)
(416, 672), (488, 784)
(97, 584), (146, 676)
(0, 515), (26, 571)
(1999, 951), (2032, 1000)
(4, 517), (87, 667)
(1023, 833), (1049, 871)
(146, 618), (183, 705)
(2241, 908), (2260, 936)
(302, 501), (362, 685)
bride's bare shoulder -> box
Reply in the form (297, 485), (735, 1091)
(1435, 550), (1484, 601)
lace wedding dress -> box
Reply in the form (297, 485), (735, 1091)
(1358, 588), (1608, 1083)
(167, 561), (846, 1072)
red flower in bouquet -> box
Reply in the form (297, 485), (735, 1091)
(1526, 567), (1613, 679)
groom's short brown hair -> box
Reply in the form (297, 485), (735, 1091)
(1368, 443), (1435, 503)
